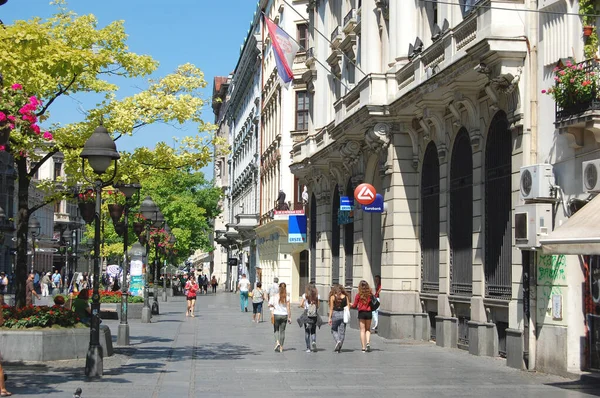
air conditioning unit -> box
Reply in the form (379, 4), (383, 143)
(515, 203), (552, 249)
(519, 164), (555, 201)
(582, 159), (600, 193)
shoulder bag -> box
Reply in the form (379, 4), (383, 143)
(370, 294), (380, 311)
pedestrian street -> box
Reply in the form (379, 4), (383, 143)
(3, 292), (599, 398)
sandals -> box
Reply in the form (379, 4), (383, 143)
(1, 391), (12, 396)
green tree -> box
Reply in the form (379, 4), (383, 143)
(0, 4), (221, 307)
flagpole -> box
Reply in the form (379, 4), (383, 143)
(261, 13), (351, 91)
(279, 0), (367, 77)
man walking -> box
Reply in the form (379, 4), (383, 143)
(26, 273), (41, 306)
(238, 273), (251, 312)
(51, 269), (62, 295)
(268, 277), (279, 301)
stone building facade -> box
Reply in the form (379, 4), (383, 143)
(291, 0), (533, 371)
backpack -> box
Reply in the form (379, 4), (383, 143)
(307, 302), (317, 317)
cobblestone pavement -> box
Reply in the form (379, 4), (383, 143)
(2, 292), (600, 397)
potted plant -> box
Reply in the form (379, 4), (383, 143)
(132, 213), (147, 236)
(105, 190), (126, 223)
(77, 190), (96, 224)
(543, 60), (598, 110)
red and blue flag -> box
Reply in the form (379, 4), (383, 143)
(264, 16), (300, 84)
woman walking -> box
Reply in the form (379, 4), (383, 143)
(299, 284), (319, 352)
(351, 280), (374, 352)
(268, 282), (291, 353)
(211, 276), (218, 294)
(184, 275), (199, 317)
(251, 282), (266, 323)
(328, 284), (349, 353)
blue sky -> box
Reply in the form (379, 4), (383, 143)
(0, 0), (260, 180)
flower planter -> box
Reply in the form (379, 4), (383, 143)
(0, 126), (10, 146)
(114, 220), (126, 237)
(78, 202), (96, 224)
(584, 25), (594, 37)
(133, 222), (145, 237)
(107, 204), (124, 224)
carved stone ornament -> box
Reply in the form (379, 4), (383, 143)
(365, 123), (391, 153)
(340, 140), (361, 172)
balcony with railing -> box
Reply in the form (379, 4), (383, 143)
(553, 59), (600, 148)
(331, 26), (342, 48)
(343, 9), (357, 34)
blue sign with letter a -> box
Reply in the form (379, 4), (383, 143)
(288, 215), (307, 243)
(340, 196), (353, 211)
(362, 193), (384, 213)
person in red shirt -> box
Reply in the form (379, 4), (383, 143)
(351, 280), (374, 352)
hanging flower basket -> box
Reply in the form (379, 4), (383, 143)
(0, 125), (10, 146)
(138, 233), (147, 245)
(107, 204), (124, 224)
(114, 220), (126, 237)
(584, 25), (594, 37)
(133, 222), (145, 237)
(78, 202), (95, 224)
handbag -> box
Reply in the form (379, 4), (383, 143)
(270, 312), (275, 324)
(343, 306), (350, 323)
(370, 294), (380, 311)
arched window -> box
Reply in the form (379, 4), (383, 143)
(484, 111), (512, 299)
(449, 129), (473, 295)
(421, 142), (440, 292)
(344, 179), (354, 287)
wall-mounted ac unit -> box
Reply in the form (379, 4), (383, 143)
(515, 203), (552, 249)
(582, 159), (600, 193)
(519, 164), (555, 201)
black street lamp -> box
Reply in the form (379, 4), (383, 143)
(113, 181), (141, 346)
(28, 216), (40, 273)
(162, 226), (174, 302)
(139, 195), (159, 323)
(61, 229), (71, 291)
(80, 123), (120, 378)
(151, 209), (164, 315)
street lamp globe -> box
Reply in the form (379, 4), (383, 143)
(28, 216), (41, 237)
(80, 124), (120, 175)
(139, 196), (158, 222)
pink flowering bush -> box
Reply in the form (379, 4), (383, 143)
(543, 60), (598, 109)
(0, 83), (53, 155)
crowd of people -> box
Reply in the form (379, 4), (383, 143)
(236, 273), (383, 354)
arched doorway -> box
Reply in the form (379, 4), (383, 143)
(310, 193), (317, 283)
(421, 142), (440, 293)
(485, 111), (512, 298)
(363, 159), (383, 284)
(344, 179), (354, 287)
(331, 186), (340, 284)
(449, 129), (473, 295)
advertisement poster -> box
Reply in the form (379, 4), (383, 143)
(129, 259), (144, 297)
(288, 215), (307, 243)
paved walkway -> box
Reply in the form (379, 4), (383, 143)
(2, 292), (600, 397)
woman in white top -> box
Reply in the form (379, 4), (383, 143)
(268, 282), (291, 353)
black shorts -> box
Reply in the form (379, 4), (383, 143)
(187, 296), (196, 301)
(357, 310), (372, 320)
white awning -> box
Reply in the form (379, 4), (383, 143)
(540, 194), (600, 255)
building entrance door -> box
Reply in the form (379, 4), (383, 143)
(299, 250), (309, 298)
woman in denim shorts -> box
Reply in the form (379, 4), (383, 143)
(251, 282), (266, 322)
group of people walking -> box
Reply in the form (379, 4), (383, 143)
(249, 277), (381, 354)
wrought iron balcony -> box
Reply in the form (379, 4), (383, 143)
(555, 59), (600, 122)
(343, 9), (357, 33)
(331, 26), (341, 44)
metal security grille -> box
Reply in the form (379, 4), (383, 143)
(310, 194), (317, 284)
(421, 142), (440, 293)
(449, 130), (473, 296)
(485, 111), (512, 299)
(331, 187), (340, 285)
(344, 180), (354, 288)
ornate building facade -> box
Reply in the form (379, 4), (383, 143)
(291, 0), (533, 371)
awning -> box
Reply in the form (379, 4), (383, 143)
(540, 194), (600, 255)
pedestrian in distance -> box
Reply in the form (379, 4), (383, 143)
(238, 273), (251, 312)
(40, 272), (50, 297)
(210, 275), (218, 294)
(351, 280), (375, 352)
(328, 284), (350, 353)
(0, 307), (12, 396)
(299, 284), (320, 352)
(267, 277), (279, 301)
(268, 282), (291, 353)
(251, 282), (266, 323)
(184, 275), (199, 317)
(25, 273), (40, 307)
(372, 275), (382, 333)
(0, 273), (7, 305)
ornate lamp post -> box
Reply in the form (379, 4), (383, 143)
(61, 229), (72, 291)
(162, 229), (175, 302)
(139, 196), (159, 323)
(151, 209), (164, 315)
(80, 123), (120, 378)
(27, 216), (40, 273)
(113, 181), (141, 346)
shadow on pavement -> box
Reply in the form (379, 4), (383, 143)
(547, 374), (600, 397)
